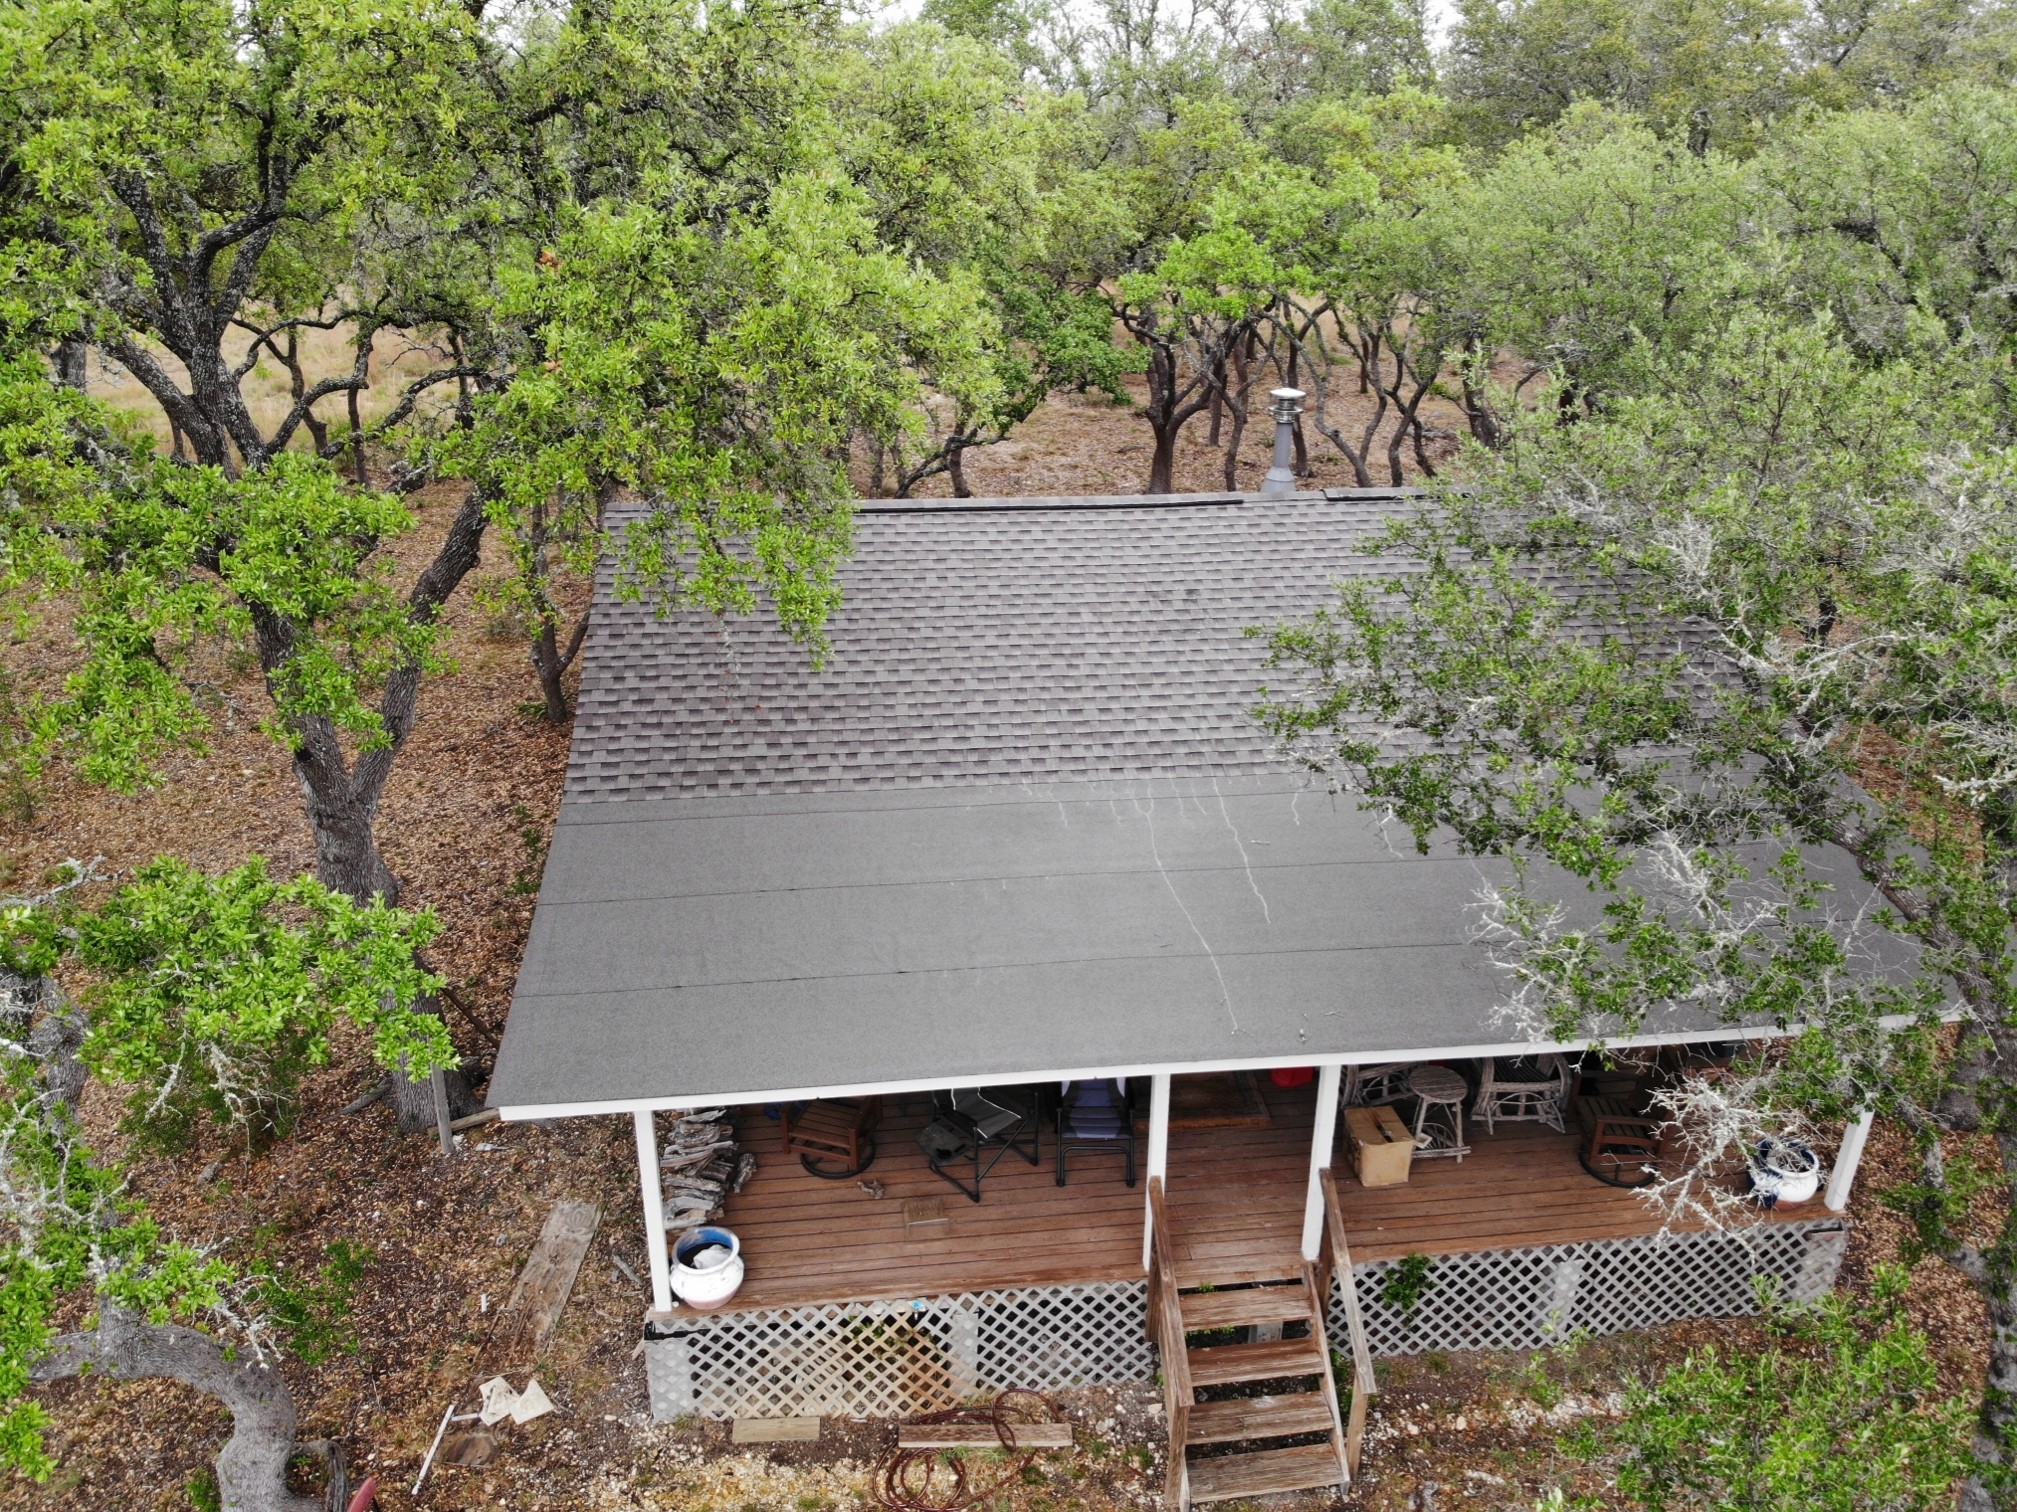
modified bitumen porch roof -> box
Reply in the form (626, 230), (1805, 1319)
(486, 491), (1867, 1115)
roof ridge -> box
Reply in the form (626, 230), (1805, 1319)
(854, 487), (1428, 515)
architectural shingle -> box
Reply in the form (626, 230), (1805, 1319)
(565, 492), (1418, 802)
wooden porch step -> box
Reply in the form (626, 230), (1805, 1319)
(1178, 1283), (1311, 1333)
(1187, 1443), (1344, 1504)
(1186, 1334), (1326, 1387)
(1185, 1392), (1335, 1446)
(1173, 1257), (1303, 1289)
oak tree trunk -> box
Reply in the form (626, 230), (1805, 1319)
(1962, 1303), (2017, 1508)
(1284, 345), (1309, 477)
(1147, 426), (1178, 495)
(533, 619), (572, 723)
(1220, 334), (1253, 490)
(1310, 332), (1384, 489)
(1221, 386), (1248, 491)
(31, 1307), (325, 1512)
(258, 487), (491, 1130)
(294, 755), (401, 904)
(1142, 337), (1184, 495)
(54, 339), (88, 391)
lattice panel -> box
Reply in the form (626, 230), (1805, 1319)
(974, 1283), (1157, 1388)
(1333, 1219), (1849, 1358)
(644, 1226), (1849, 1420)
(646, 1281), (1151, 1420)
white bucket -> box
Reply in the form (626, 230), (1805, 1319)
(670, 1226), (746, 1311)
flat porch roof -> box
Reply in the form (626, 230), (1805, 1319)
(697, 1075), (1815, 1313)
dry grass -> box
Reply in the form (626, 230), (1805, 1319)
(89, 323), (455, 457)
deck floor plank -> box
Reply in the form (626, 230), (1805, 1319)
(696, 1080), (1804, 1311)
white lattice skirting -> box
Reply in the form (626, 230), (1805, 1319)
(645, 1221), (1848, 1421)
(646, 1282), (1156, 1421)
(1337, 1219), (1848, 1357)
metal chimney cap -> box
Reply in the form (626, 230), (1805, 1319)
(1268, 387), (1306, 422)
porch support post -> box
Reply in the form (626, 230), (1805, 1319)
(1825, 1107), (1876, 1214)
(634, 1108), (674, 1314)
(1302, 1063), (1342, 1261)
(1143, 1072), (1171, 1270)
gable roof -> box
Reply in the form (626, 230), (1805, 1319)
(486, 491), (1858, 1117)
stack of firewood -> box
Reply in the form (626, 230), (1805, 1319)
(659, 1109), (758, 1235)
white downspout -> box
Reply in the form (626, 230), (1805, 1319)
(1143, 1072), (1172, 1270)
(634, 1107), (674, 1314)
(1825, 1107), (1876, 1214)
(1302, 1063), (1342, 1261)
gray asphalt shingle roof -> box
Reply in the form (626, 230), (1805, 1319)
(563, 492), (1420, 802)
(486, 491), (1829, 1115)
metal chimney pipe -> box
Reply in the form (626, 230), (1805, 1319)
(1261, 387), (1305, 498)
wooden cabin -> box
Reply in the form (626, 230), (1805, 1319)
(487, 490), (1868, 1507)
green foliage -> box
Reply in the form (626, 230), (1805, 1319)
(0, 669), (40, 832)
(0, 1043), (234, 1481)
(1755, 86), (2017, 380)
(1447, 0), (1802, 153)
(1380, 1251), (1436, 1317)
(247, 1237), (374, 1367)
(1433, 108), (1750, 410)
(1584, 1269), (1974, 1510)
(509, 808), (547, 897)
(1254, 200), (2017, 1481)
(64, 452), (438, 789)
(1447, 0), (2017, 152)
(4, 856), (451, 1147)
(184, 1467), (222, 1512)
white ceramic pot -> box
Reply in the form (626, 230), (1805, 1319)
(670, 1225), (745, 1311)
(1751, 1137), (1821, 1207)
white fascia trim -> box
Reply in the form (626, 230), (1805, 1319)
(494, 1016), (1919, 1124)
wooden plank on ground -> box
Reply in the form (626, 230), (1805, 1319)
(495, 1200), (601, 1354)
(732, 1416), (822, 1444)
(897, 1423), (1074, 1449)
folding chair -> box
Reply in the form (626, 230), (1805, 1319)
(1056, 1078), (1137, 1187)
(919, 1087), (1040, 1203)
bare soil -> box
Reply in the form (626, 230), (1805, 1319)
(1, 375), (1991, 1512)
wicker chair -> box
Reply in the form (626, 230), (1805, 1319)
(1474, 1054), (1571, 1134)
(1342, 1062), (1415, 1108)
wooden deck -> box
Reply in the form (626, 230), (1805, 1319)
(705, 1077), (1804, 1312)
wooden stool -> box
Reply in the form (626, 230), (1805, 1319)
(1577, 1095), (1662, 1188)
(781, 1097), (881, 1179)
